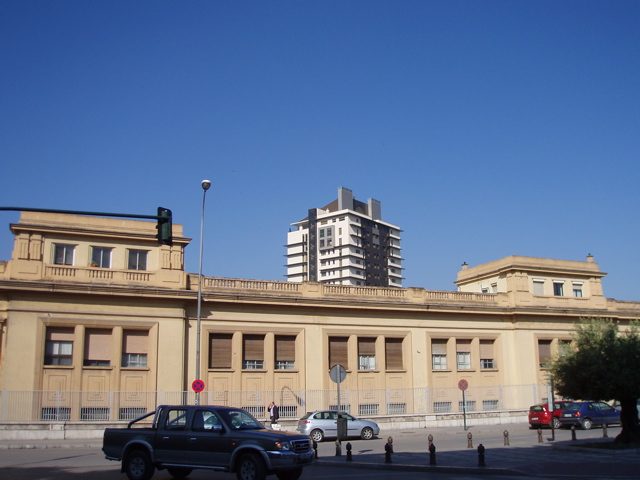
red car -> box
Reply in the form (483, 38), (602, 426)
(528, 401), (574, 429)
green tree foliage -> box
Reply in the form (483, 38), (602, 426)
(549, 317), (640, 443)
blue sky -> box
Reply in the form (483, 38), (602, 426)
(1, 1), (639, 300)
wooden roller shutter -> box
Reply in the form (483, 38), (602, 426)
(123, 330), (148, 354)
(329, 337), (348, 369)
(431, 339), (447, 355)
(210, 333), (232, 368)
(47, 327), (74, 342)
(456, 339), (472, 353)
(385, 338), (403, 370)
(275, 335), (295, 362)
(479, 340), (494, 359)
(538, 340), (552, 367)
(358, 338), (376, 356)
(243, 334), (264, 361)
(85, 329), (111, 362)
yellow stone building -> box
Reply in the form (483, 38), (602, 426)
(0, 211), (638, 424)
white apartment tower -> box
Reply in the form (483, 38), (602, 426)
(286, 187), (403, 287)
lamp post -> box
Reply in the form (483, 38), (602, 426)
(195, 179), (211, 405)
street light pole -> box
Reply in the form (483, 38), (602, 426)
(195, 179), (211, 405)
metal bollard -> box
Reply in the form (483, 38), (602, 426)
(346, 442), (353, 462)
(429, 443), (437, 465)
(467, 431), (473, 448)
(387, 436), (394, 453)
(477, 444), (486, 466)
(312, 439), (318, 458)
(571, 425), (577, 441)
(427, 434), (433, 448)
(602, 424), (608, 438)
(537, 427), (543, 443)
(335, 439), (342, 456)
(385, 440), (392, 463)
(503, 429), (510, 446)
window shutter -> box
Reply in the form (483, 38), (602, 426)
(358, 338), (376, 356)
(385, 338), (403, 370)
(431, 339), (447, 355)
(210, 333), (232, 368)
(85, 329), (111, 361)
(456, 339), (472, 353)
(538, 340), (552, 366)
(243, 335), (264, 361)
(275, 335), (295, 362)
(479, 340), (494, 359)
(123, 330), (148, 354)
(329, 337), (348, 369)
(48, 327), (74, 342)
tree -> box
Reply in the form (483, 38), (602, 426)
(549, 317), (640, 443)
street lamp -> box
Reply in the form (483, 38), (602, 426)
(195, 179), (211, 405)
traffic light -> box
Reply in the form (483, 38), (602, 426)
(156, 207), (173, 245)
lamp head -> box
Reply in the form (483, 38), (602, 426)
(201, 179), (211, 191)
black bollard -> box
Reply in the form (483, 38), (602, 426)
(427, 434), (433, 448)
(477, 444), (486, 467)
(467, 431), (473, 448)
(571, 425), (577, 441)
(537, 427), (543, 443)
(385, 441), (392, 463)
(346, 442), (352, 462)
(387, 436), (394, 453)
(312, 439), (318, 458)
(429, 443), (436, 465)
(503, 429), (510, 446)
(602, 424), (608, 438)
(335, 439), (342, 456)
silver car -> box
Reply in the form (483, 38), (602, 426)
(296, 410), (380, 442)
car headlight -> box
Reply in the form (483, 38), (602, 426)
(275, 441), (292, 451)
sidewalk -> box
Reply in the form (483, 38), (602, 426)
(1, 423), (638, 478)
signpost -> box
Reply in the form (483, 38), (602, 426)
(330, 364), (347, 411)
(458, 379), (469, 430)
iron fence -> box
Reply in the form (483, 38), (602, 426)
(0, 384), (548, 423)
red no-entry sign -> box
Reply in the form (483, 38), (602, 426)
(458, 379), (469, 391)
(192, 379), (205, 393)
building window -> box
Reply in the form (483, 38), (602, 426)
(128, 250), (148, 271)
(209, 333), (232, 369)
(122, 330), (148, 368)
(553, 281), (564, 296)
(538, 339), (552, 368)
(329, 336), (349, 370)
(53, 244), (75, 266)
(385, 337), (403, 370)
(480, 339), (495, 369)
(84, 329), (111, 367)
(459, 400), (476, 412)
(491, 283), (498, 293)
(44, 327), (74, 365)
(91, 247), (112, 268)
(275, 335), (295, 370)
(573, 282), (583, 297)
(242, 334), (264, 370)
(431, 339), (447, 370)
(456, 340), (472, 370)
(483, 400), (499, 411)
(533, 279), (545, 295)
(358, 337), (376, 371)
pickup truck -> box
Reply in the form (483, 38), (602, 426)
(103, 405), (314, 480)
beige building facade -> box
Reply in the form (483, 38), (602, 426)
(0, 212), (639, 423)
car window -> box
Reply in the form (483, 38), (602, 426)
(165, 409), (188, 430)
(221, 409), (262, 430)
(531, 405), (544, 412)
(193, 410), (221, 431)
(566, 403), (581, 412)
(327, 412), (338, 420)
(343, 414), (355, 421)
(600, 403), (615, 412)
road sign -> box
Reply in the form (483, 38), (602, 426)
(192, 379), (205, 393)
(330, 364), (347, 384)
(458, 379), (469, 391)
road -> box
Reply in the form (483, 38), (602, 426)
(0, 446), (630, 480)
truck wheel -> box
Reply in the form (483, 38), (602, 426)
(167, 466), (193, 478)
(276, 467), (303, 480)
(124, 450), (155, 480)
(236, 453), (266, 480)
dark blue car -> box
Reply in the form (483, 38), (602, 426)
(558, 401), (620, 430)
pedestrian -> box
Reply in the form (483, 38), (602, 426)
(268, 401), (280, 424)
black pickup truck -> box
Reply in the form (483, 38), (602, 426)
(103, 405), (314, 480)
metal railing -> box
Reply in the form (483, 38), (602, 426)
(0, 384), (547, 423)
